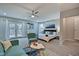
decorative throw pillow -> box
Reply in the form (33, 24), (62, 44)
(2, 40), (12, 51)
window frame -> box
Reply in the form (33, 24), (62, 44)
(8, 21), (27, 39)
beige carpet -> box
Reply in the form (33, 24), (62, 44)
(38, 39), (79, 56)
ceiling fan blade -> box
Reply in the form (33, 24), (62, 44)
(35, 11), (39, 14)
(33, 4), (46, 15)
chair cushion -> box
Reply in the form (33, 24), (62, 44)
(5, 45), (27, 56)
(0, 42), (5, 56)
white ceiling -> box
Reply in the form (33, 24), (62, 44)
(0, 3), (79, 22)
(59, 3), (79, 11)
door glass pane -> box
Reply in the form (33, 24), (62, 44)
(17, 23), (23, 37)
(9, 23), (16, 38)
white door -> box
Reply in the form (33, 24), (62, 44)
(74, 16), (79, 40)
(62, 17), (74, 40)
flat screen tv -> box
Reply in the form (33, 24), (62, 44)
(46, 24), (55, 28)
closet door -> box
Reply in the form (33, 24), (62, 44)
(63, 17), (74, 40)
(74, 16), (79, 40)
(66, 17), (74, 40)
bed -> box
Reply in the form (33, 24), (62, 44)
(38, 34), (57, 42)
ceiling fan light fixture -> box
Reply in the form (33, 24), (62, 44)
(31, 15), (35, 18)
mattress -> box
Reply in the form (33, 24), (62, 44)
(38, 34), (57, 42)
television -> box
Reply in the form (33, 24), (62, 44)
(46, 24), (55, 28)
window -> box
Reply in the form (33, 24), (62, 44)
(27, 23), (34, 29)
(17, 23), (23, 37)
(9, 21), (26, 38)
(9, 23), (16, 38)
(39, 24), (45, 34)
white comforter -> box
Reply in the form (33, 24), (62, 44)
(38, 34), (57, 42)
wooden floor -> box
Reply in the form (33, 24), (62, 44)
(38, 39), (79, 56)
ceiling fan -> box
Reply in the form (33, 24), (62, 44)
(30, 10), (39, 18)
(15, 4), (45, 18)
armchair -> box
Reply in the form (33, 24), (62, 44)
(27, 33), (37, 42)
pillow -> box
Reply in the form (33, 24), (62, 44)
(10, 40), (19, 46)
(2, 40), (12, 51)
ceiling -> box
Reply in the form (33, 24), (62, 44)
(59, 3), (79, 11)
(0, 3), (79, 22)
